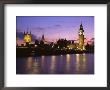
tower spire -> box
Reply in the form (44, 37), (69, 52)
(27, 27), (29, 34)
(30, 29), (31, 35)
(81, 21), (82, 26)
(80, 21), (83, 30)
(24, 31), (25, 34)
(42, 34), (44, 39)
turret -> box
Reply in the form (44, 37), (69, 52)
(79, 21), (84, 31)
(30, 31), (31, 35)
(24, 31), (25, 35)
(42, 34), (45, 41)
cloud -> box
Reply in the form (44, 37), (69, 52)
(47, 24), (62, 29)
(31, 25), (62, 31)
(16, 32), (24, 39)
(32, 27), (45, 31)
(54, 24), (61, 27)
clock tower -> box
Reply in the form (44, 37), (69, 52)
(78, 22), (85, 51)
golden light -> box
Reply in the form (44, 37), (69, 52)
(50, 56), (56, 73)
(26, 57), (33, 72)
(24, 34), (31, 43)
(35, 45), (37, 47)
(66, 54), (71, 72)
(75, 54), (80, 73)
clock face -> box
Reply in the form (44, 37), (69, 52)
(79, 32), (82, 35)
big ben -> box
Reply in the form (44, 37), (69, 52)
(78, 22), (85, 51)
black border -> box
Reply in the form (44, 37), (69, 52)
(0, 0), (109, 90)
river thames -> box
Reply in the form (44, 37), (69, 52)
(16, 54), (94, 74)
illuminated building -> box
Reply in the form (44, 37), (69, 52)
(23, 31), (32, 46)
(78, 22), (86, 51)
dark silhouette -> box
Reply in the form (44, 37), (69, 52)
(16, 38), (94, 57)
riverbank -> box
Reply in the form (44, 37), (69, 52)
(16, 48), (94, 57)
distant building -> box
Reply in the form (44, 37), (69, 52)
(41, 34), (52, 44)
(41, 34), (45, 42)
(66, 40), (75, 50)
(78, 22), (86, 51)
(68, 40), (74, 44)
(23, 31), (32, 46)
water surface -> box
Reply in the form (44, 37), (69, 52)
(16, 54), (94, 74)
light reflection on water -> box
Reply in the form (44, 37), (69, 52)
(65, 54), (71, 73)
(50, 56), (56, 74)
(16, 54), (94, 74)
(75, 54), (87, 74)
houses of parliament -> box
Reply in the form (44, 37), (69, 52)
(20, 22), (86, 51)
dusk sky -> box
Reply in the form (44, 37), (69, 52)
(16, 16), (94, 44)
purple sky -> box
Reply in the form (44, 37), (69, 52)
(16, 16), (94, 42)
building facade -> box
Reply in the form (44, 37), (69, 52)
(23, 31), (32, 46)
